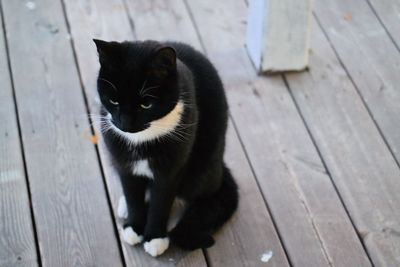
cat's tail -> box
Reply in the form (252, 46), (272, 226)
(169, 165), (239, 250)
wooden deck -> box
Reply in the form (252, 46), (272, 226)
(1, 0), (400, 266)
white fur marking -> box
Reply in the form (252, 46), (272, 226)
(117, 196), (128, 219)
(107, 101), (184, 144)
(132, 159), (154, 179)
(122, 227), (143, 246)
(144, 237), (170, 257)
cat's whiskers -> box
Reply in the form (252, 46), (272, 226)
(89, 116), (110, 126)
(105, 127), (131, 145)
(178, 95), (195, 110)
(141, 85), (160, 96)
(139, 78), (162, 98)
(99, 119), (143, 146)
(75, 114), (110, 131)
(98, 78), (118, 91)
(176, 122), (197, 128)
(139, 79), (148, 96)
(87, 113), (114, 134)
(88, 113), (108, 118)
(142, 93), (159, 99)
(88, 114), (109, 121)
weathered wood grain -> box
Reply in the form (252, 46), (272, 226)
(366, 0), (400, 48)
(287, 17), (400, 267)
(125, 0), (290, 266)
(1, 0), (122, 266)
(125, 0), (201, 48)
(61, 0), (207, 265)
(314, 0), (400, 166)
(186, 0), (372, 266)
(0, 7), (38, 267)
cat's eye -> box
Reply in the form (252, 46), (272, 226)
(140, 102), (153, 109)
(109, 99), (119, 106)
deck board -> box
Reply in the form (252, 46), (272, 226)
(1, 0), (122, 266)
(314, 0), (400, 166)
(287, 17), (400, 267)
(0, 6), (38, 267)
(366, 0), (400, 49)
(186, 0), (372, 266)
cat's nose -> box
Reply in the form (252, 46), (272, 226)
(120, 120), (134, 132)
(118, 114), (138, 132)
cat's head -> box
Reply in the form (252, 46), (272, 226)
(94, 39), (183, 140)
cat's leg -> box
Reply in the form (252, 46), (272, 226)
(143, 180), (176, 257)
(119, 174), (148, 246)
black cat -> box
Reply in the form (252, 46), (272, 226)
(94, 39), (238, 257)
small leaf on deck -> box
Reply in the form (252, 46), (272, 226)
(84, 130), (99, 144)
(343, 13), (353, 21)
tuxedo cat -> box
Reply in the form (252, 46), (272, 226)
(94, 39), (238, 257)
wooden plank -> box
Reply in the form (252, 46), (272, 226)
(314, 0), (400, 165)
(186, 0), (373, 266)
(0, 7), (38, 267)
(366, 0), (400, 48)
(286, 17), (400, 267)
(125, 0), (290, 266)
(61, 0), (207, 266)
(246, 0), (312, 73)
(1, 0), (122, 266)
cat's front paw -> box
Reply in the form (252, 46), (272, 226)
(121, 226), (143, 246)
(144, 237), (170, 257)
(117, 196), (128, 219)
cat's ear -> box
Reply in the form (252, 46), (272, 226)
(148, 47), (177, 81)
(93, 39), (120, 65)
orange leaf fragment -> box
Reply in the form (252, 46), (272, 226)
(344, 13), (352, 22)
(89, 134), (99, 144)
(84, 130), (99, 144)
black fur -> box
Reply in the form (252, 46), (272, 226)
(94, 39), (239, 250)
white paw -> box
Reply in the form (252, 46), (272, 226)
(121, 227), (143, 246)
(117, 196), (128, 219)
(144, 237), (170, 257)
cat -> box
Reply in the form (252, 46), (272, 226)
(93, 39), (239, 257)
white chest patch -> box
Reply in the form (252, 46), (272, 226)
(132, 159), (154, 179)
(106, 101), (184, 145)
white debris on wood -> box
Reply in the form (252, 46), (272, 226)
(26, 1), (36, 10)
(261, 251), (273, 263)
